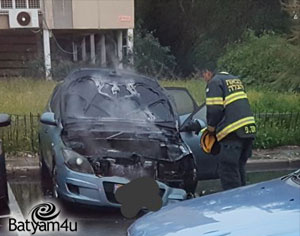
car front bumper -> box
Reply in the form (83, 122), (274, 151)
(55, 164), (187, 207)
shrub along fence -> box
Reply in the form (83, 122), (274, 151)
(0, 111), (299, 153)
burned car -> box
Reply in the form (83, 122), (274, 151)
(39, 68), (200, 207)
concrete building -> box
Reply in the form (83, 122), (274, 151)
(0, 0), (134, 79)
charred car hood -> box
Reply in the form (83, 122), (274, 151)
(59, 68), (178, 128)
(62, 120), (189, 162)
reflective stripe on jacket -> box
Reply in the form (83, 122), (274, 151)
(206, 73), (256, 141)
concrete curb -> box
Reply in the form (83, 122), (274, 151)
(247, 159), (300, 172)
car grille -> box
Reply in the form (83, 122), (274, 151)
(103, 182), (119, 204)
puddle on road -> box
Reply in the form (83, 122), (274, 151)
(8, 169), (43, 215)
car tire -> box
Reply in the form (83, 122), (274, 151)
(183, 156), (198, 194)
(40, 157), (58, 199)
(51, 166), (59, 199)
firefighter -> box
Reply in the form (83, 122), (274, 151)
(202, 69), (256, 190)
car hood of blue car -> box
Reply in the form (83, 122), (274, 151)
(128, 177), (300, 236)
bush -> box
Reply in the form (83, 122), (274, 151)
(188, 38), (223, 72)
(23, 58), (45, 78)
(133, 24), (177, 78)
(254, 118), (300, 149)
(218, 32), (300, 92)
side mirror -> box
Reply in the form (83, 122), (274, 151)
(0, 114), (10, 127)
(40, 112), (57, 126)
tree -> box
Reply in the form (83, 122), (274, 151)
(281, 0), (300, 44)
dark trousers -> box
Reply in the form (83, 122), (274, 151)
(218, 137), (253, 190)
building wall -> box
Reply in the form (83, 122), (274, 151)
(72, 0), (99, 29)
(0, 30), (41, 76)
(98, 0), (134, 29)
(52, 0), (73, 29)
(50, 0), (134, 29)
(0, 0), (134, 30)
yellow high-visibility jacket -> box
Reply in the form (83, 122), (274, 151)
(206, 72), (256, 141)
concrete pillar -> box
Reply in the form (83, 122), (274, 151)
(117, 30), (123, 69)
(72, 42), (78, 62)
(90, 34), (96, 64)
(127, 29), (134, 65)
(81, 37), (87, 61)
(100, 34), (106, 67)
(43, 29), (52, 80)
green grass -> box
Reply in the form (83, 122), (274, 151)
(0, 78), (299, 151)
(161, 79), (300, 111)
(0, 78), (56, 115)
(0, 78), (300, 115)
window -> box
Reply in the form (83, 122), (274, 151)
(15, 0), (26, 8)
(1, 0), (13, 9)
(0, 0), (40, 9)
(165, 88), (197, 116)
(28, 0), (40, 9)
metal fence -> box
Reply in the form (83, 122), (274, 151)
(254, 112), (300, 131)
(0, 113), (40, 152)
(0, 111), (299, 152)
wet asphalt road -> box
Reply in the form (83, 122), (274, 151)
(7, 169), (135, 236)
(6, 169), (294, 236)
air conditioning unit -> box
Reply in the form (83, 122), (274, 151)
(8, 9), (39, 28)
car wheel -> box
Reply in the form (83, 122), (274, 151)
(51, 166), (59, 199)
(40, 158), (58, 199)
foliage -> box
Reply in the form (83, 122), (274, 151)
(23, 58), (45, 78)
(136, 0), (291, 74)
(218, 32), (300, 92)
(280, 0), (300, 44)
(255, 116), (300, 148)
(188, 38), (223, 72)
(133, 24), (177, 78)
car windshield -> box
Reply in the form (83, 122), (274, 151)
(61, 76), (175, 124)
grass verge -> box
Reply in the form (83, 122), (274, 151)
(0, 78), (299, 151)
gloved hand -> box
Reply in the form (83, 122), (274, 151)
(184, 119), (202, 135)
(207, 125), (216, 134)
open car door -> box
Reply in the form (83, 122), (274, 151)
(164, 87), (219, 180)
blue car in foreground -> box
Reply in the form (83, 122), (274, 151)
(128, 169), (300, 236)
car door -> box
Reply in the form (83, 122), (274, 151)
(164, 87), (219, 180)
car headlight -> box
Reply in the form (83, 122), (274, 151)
(62, 149), (94, 174)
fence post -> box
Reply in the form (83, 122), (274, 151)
(24, 115), (27, 138)
(16, 115), (19, 146)
(36, 114), (40, 151)
(30, 112), (34, 152)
